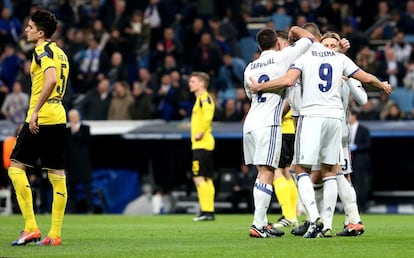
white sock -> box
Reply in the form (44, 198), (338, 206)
(321, 176), (338, 230)
(252, 179), (273, 228)
(337, 174), (361, 225)
(313, 183), (324, 214)
(297, 173), (319, 223)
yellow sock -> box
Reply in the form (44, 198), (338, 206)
(204, 179), (215, 212)
(48, 173), (67, 238)
(273, 176), (295, 220)
(287, 178), (298, 219)
(196, 179), (215, 213)
(8, 167), (38, 232)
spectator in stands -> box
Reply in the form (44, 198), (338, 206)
(383, 102), (406, 120)
(208, 16), (240, 57)
(190, 32), (222, 83)
(90, 18), (109, 44)
(349, 110), (372, 212)
(104, 51), (128, 85)
(0, 43), (22, 91)
(1, 80), (29, 126)
(123, 10), (151, 66)
(358, 99), (380, 120)
(181, 17), (207, 71)
(229, 163), (256, 213)
(397, 0), (414, 36)
(156, 54), (180, 79)
(0, 7), (23, 45)
(107, 81), (134, 120)
(340, 19), (369, 60)
(65, 109), (93, 214)
(14, 60), (31, 94)
(368, 0), (395, 40)
(377, 44), (406, 88)
(170, 70), (193, 120)
(156, 72), (180, 121)
(101, 0), (130, 36)
(136, 67), (157, 97)
(73, 35), (110, 93)
(403, 59), (414, 91)
(104, 27), (131, 64)
(144, 0), (169, 52)
(130, 81), (155, 120)
(377, 92), (396, 120)
(355, 45), (378, 75)
(216, 53), (246, 100)
(391, 31), (412, 66)
(78, 78), (112, 120)
(154, 27), (183, 71)
(252, 0), (278, 17)
(215, 98), (243, 122)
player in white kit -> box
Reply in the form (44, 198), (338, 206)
(243, 26), (314, 238)
(249, 23), (392, 238)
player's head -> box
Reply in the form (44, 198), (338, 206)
(321, 31), (341, 50)
(256, 28), (277, 51)
(189, 72), (210, 93)
(275, 30), (289, 50)
(28, 9), (57, 40)
(302, 22), (321, 41)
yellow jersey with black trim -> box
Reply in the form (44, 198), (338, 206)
(26, 41), (69, 125)
(191, 91), (215, 150)
(281, 109), (295, 134)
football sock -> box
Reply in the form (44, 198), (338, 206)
(196, 179), (215, 213)
(287, 178), (298, 219)
(8, 167), (38, 232)
(313, 183), (324, 214)
(297, 173), (319, 223)
(337, 174), (361, 225)
(321, 176), (338, 230)
(204, 178), (215, 212)
(252, 179), (273, 228)
(273, 176), (295, 220)
(48, 173), (67, 238)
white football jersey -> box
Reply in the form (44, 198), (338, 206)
(341, 78), (367, 146)
(290, 42), (360, 119)
(243, 37), (312, 133)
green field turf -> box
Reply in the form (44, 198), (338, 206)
(1, 214), (414, 258)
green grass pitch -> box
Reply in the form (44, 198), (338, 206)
(1, 214), (414, 257)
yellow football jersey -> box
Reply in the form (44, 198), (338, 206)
(191, 91), (215, 150)
(26, 41), (69, 125)
(281, 109), (295, 134)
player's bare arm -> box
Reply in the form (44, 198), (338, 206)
(249, 69), (300, 93)
(351, 69), (393, 95)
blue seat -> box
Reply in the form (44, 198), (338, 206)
(389, 87), (414, 113)
(238, 37), (258, 63)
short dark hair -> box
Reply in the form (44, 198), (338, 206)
(256, 28), (277, 51)
(31, 9), (57, 38)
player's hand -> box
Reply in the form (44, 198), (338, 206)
(339, 38), (350, 53)
(249, 76), (261, 93)
(29, 111), (39, 134)
(195, 132), (204, 141)
(382, 81), (393, 95)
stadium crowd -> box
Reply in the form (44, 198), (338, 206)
(1, 0), (414, 127)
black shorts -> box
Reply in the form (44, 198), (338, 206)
(192, 149), (214, 178)
(278, 133), (295, 168)
(11, 123), (67, 170)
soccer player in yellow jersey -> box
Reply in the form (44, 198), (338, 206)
(9, 9), (69, 246)
(188, 72), (216, 221)
(272, 100), (299, 228)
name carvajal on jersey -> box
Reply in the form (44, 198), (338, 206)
(250, 58), (275, 69)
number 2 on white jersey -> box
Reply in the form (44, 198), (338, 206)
(257, 74), (270, 103)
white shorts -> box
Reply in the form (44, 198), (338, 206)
(294, 116), (341, 167)
(243, 125), (282, 168)
(311, 146), (348, 172)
